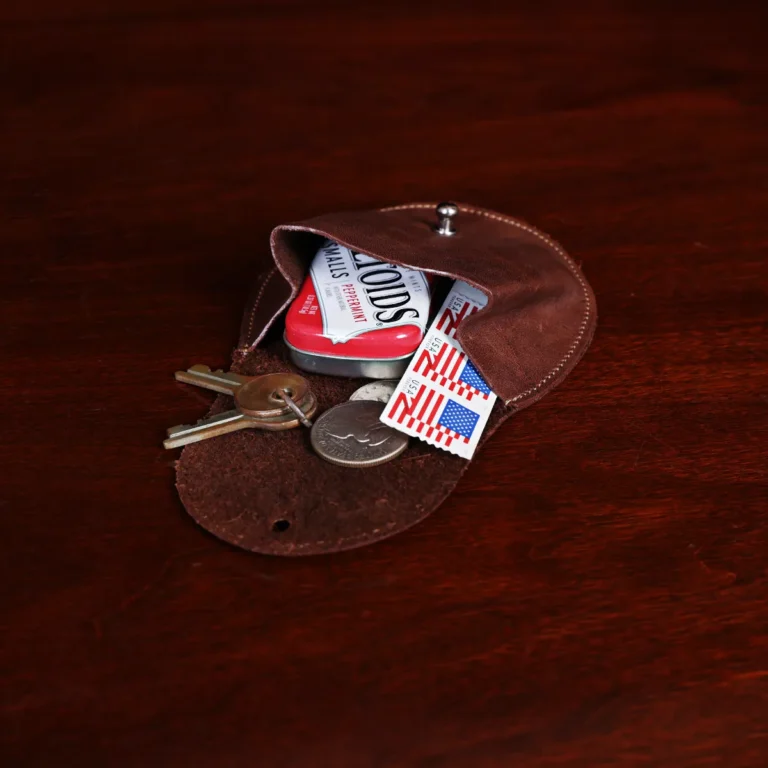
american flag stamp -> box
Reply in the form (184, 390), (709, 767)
(381, 375), (493, 456)
(380, 280), (497, 459)
(434, 281), (487, 340)
(412, 332), (492, 403)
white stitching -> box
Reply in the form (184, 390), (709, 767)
(241, 206), (592, 406)
(381, 203), (593, 406)
(238, 267), (276, 352)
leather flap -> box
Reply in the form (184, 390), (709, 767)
(244, 203), (596, 407)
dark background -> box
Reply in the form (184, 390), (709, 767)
(2, 2), (768, 765)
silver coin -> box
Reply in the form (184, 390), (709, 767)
(348, 379), (399, 404)
(310, 401), (408, 468)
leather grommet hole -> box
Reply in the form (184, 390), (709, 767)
(272, 519), (290, 533)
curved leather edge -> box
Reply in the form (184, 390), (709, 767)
(245, 203), (597, 410)
(237, 267), (292, 351)
(176, 339), (512, 557)
(175, 203), (597, 556)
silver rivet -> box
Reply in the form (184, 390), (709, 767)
(435, 201), (458, 236)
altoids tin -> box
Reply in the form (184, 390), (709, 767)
(284, 240), (431, 378)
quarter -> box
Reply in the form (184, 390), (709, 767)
(348, 379), (399, 404)
(310, 401), (409, 468)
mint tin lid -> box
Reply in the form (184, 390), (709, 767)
(285, 240), (430, 361)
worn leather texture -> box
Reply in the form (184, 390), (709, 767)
(176, 203), (597, 555)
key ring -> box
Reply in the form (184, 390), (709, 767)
(277, 389), (314, 428)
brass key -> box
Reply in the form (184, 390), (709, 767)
(164, 366), (317, 449)
(174, 364), (251, 395)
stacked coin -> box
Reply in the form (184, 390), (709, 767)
(310, 380), (407, 468)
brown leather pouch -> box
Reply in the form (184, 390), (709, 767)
(175, 203), (597, 555)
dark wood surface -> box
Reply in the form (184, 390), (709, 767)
(3, 2), (768, 765)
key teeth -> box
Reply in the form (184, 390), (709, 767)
(167, 412), (212, 436)
(163, 435), (191, 450)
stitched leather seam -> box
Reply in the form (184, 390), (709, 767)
(238, 267), (276, 352)
(382, 203), (592, 406)
(233, 206), (590, 551)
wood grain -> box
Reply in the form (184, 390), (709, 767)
(2, 2), (768, 765)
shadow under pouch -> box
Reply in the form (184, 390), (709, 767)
(168, 202), (597, 555)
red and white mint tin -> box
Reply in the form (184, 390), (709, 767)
(285, 240), (431, 378)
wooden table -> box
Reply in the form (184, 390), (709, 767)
(3, 3), (767, 765)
